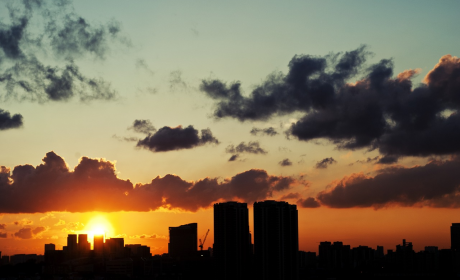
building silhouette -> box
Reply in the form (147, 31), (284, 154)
(214, 201), (252, 280)
(168, 223), (197, 259)
(94, 235), (104, 257)
(451, 223), (460, 251)
(78, 234), (90, 256)
(254, 200), (298, 280)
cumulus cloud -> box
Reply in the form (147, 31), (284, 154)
(297, 197), (321, 208)
(0, 0), (120, 103)
(129, 119), (156, 134)
(317, 156), (460, 208)
(0, 232), (6, 238)
(315, 157), (337, 169)
(0, 151), (296, 213)
(0, 109), (23, 130)
(250, 127), (278, 136)
(0, 224), (5, 229)
(137, 125), (219, 152)
(279, 158), (292, 166)
(201, 47), (460, 160)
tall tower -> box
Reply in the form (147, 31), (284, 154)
(253, 200), (298, 280)
(214, 202), (251, 280)
(168, 223), (197, 259)
(451, 223), (460, 251)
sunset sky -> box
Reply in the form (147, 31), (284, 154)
(1, 0), (460, 256)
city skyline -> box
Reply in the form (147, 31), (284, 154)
(1, 0), (460, 257)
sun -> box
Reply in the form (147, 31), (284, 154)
(82, 216), (115, 245)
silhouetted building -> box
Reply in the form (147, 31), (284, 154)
(451, 223), (460, 251)
(78, 234), (90, 256)
(94, 235), (104, 257)
(106, 238), (124, 259)
(44, 243), (55, 253)
(125, 244), (151, 258)
(168, 223), (197, 259)
(66, 234), (78, 259)
(254, 200), (299, 280)
(214, 201), (251, 280)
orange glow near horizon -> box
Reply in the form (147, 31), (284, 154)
(81, 215), (115, 247)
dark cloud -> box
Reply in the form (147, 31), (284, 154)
(129, 119), (156, 134)
(297, 197), (321, 208)
(228, 154), (239, 162)
(226, 141), (267, 154)
(137, 125), (218, 152)
(201, 47), (460, 160)
(0, 224), (5, 229)
(0, 0), (120, 103)
(0, 109), (23, 130)
(250, 127), (278, 136)
(279, 158), (292, 166)
(377, 155), (399, 164)
(47, 15), (121, 60)
(315, 157), (337, 169)
(0, 152), (295, 213)
(0, 232), (6, 238)
(317, 157), (460, 208)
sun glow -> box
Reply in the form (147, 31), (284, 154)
(82, 216), (115, 246)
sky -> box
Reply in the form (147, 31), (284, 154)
(1, 0), (460, 256)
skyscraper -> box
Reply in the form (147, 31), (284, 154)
(254, 200), (298, 280)
(78, 234), (90, 256)
(66, 234), (78, 258)
(451, 223), (460, 251)
(94, 235), (104, 257)
(168, 223), (197, 259)
(214, 201), (251, 280)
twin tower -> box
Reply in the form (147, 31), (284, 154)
(214, 200), (298, 280)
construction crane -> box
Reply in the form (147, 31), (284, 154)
(199, 229), (210, 251)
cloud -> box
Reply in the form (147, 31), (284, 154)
(201, 47), (460, 160)
(0, 151), (295, 213)
(14, 227), (34, 239)
(14, 219), (33, 226)
(297, 197), (321, 208)
(279, 158), (292, 166)
(129, 119), (156, 134)
(54, 219), (65, 226)
(317, 156), (460, 208)
(226, 141), (267, 154)
(32, 226), (46, 235)
(137, 125), (219, 152)
(315, 157), (337, 169)
(0, 224), (5, 229)
(0, 0), (120, 103)
(280, 192), (300, 200)
(0, 232), (6, 238)
(250, 127), (278, 136)
(169, 70), (187, 90)
(135, 59), (154, 76)
(228, 154), (239, 162)
(0, 109), (23, 130)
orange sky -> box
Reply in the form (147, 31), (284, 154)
(1, 0), (460, 259)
